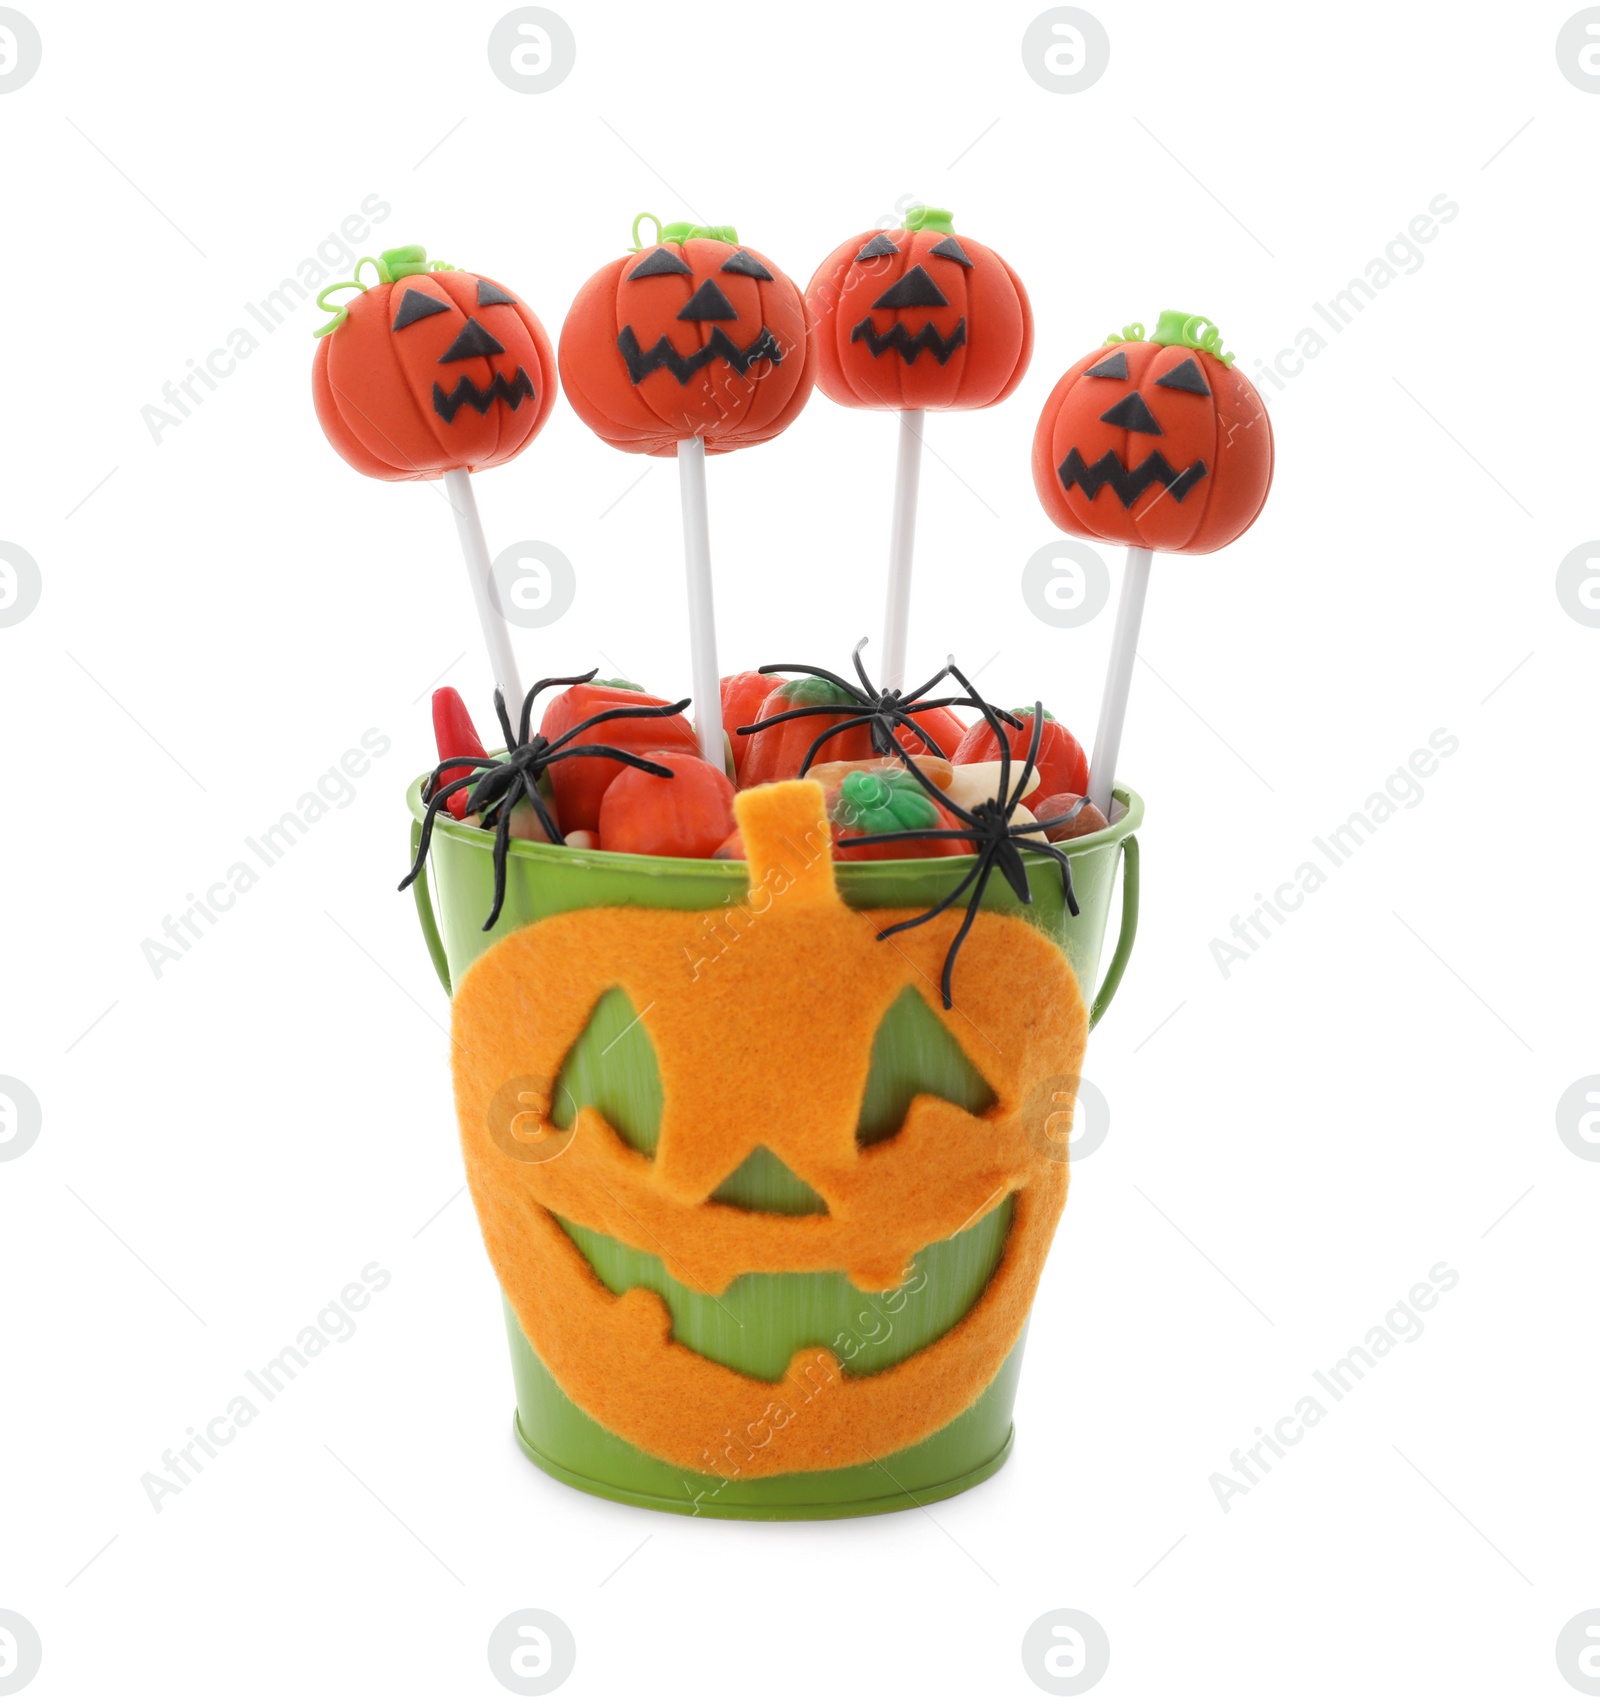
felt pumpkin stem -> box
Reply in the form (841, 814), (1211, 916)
(1106, 308), (1235, 369)
(629, 212), (740, 251)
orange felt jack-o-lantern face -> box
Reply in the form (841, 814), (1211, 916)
(1031, 312), (1273, 553)
(312, 246), (556, 482)
(451, 781), (1088, 1475)
(558, 219), (814, 457)
(805, 208), (1033, 411)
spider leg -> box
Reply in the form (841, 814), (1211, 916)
(398, 783), (468, 889)
(939, 853), (997, 1009)
(993, 839), (1034, 905)
(849, 637), (877, 698)
(797, 712), (878, 775)
(755, 663), (861, 697)
(464, 761), (517, 818)
(942, 661), (1024, 729)
(543, 697), (693, 752)
(1035, 841), (1081, 917)
(482, 775), (521, 930)
(1032, 798), (1090, 835)
(901, 661), (954, 704)
(875, 854), (988, 939)
(1010, 700), (1046, 809)
(735, 700), (867, 737)
(492, 689), (517, 752)
(894, 746), (978, 826)
(524, 779), (564, 846)
(550, 745), (678, 776)
(882, 707), (947, 761)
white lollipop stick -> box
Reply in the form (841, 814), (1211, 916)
(1086, 545), (1153, 816)
(879, 408), (924, 692)
(676, 436), (723, 767)
(442, 466), (524, 719)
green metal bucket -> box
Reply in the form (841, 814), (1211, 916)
(406, 776), (1142, 1519)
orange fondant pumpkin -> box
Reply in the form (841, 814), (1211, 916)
(805, 207), (1032, 411)
(1031, 311), (1273, 553)
(451, 782), (1088, 1476)
(312, 246), (556, 481)
(558, 218), (813, 457)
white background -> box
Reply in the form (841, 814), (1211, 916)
(2, 0), (1596, 1699)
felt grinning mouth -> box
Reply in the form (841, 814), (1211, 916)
(849, 316), (967, 366)
(617, 324), (785, 386)
(1056, 445), (1209, 509)
(431, 367), (537, 424)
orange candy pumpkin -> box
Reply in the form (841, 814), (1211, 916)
(806, 207), (1032, 411)
(1031, 312), (1273, 553)
(558, 217), (814, 457)
(312, 245), (556, 481)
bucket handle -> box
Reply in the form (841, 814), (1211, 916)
(1088, 835), (1139, 1028)
(409, 819), (454, 996)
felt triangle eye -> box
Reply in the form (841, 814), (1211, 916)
(1155, 356), (1212, 397)
(628, 247), (694, 280)
(438, 318), (507, 362)
(871, 265), (949, 311)
(720, 248), (774, 280)
(1083, 351), (1129, 380)
(476, 278), (518, 308)
(1098, 390), (1163, 434)
(677, 278), (739, 321)
(855, 233), (900, 261)
(927, 235), (974, 267)
(391, 288), (452, 332)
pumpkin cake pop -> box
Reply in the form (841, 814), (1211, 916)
(1032, 310), (1274, 812)
(804, 206), (1033, 690)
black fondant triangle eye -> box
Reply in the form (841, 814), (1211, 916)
(855, 233), (900, 261)
(392, 288), (452, 332)
(928, 235), (974, 267)
(720, 248), (773, 280)
(677, 278), (738, 321)
(1155, 356), (1212, 397)
(1098, 391), (1163, 434)
(871, 265), (949, 311)
(628, 247), (693, 280)
(438, 318), (507, 363)
(476, 278), (518, 308)
(1083, 351), (1129, 380)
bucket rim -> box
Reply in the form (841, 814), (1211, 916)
(405, 774), (1143, 879)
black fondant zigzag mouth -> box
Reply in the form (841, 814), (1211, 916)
(617, 325), (785, 386)
(432, 367), (536, 424)
(1057, 446), (1209, 509)
(849, 316), (967, 366)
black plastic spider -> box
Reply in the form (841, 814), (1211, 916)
(835, 667), (1088, 1009)
(400, 668), (690, 929)
(734, 638), (1021, 775)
